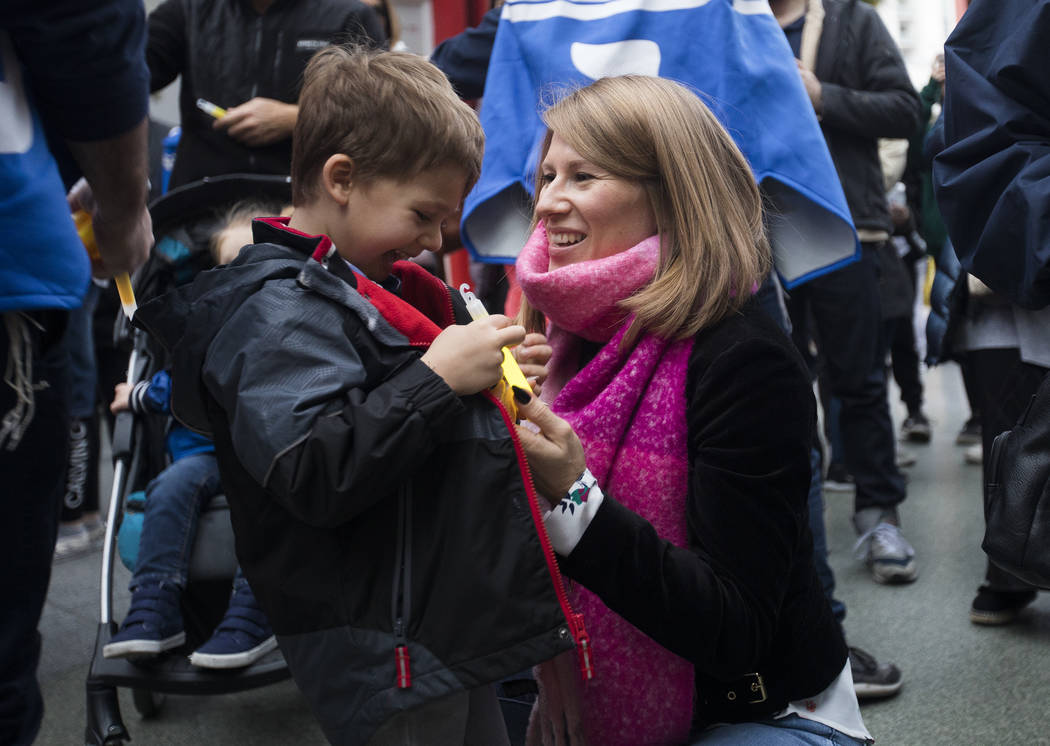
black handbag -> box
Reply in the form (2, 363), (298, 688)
(983, 371), (1050, 590)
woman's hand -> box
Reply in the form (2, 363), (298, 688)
(515, 394), (586, 502)
(513, 332), (553, 396)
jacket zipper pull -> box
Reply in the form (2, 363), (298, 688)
(573, 612), (595, 681)
(395, 645), (412, 688)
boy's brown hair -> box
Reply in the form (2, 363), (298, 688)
(291, 46), (485, 205)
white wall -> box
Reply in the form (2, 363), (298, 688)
(876, 0), (957, 89)
(143, 0), (181, 126)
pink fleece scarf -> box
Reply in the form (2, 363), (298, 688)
(518, 224), (696, 746)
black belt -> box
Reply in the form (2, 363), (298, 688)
(695, 670), (787, 725)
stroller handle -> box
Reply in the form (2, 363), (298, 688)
(99, 331), (148, 625)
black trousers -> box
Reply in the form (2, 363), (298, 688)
(0, 310), (69, 746)
(787, 243), (907, 513)
(970, 348), (1048, 592)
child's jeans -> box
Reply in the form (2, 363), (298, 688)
(131, 451), (242, 590)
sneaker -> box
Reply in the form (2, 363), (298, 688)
(853, 521), (918, 584)
(964, 443), (982, 465)
(956, 417), (982, 445)
(53, 523), (92, 560)
(103, 583), (185, 659)
(896, 449), (917, 468)
(900, 412), (932, 443)
(83, 516), (107, 543)
(849, 646), (902, 700)
(824, 463), (855, 493)
(189, 583), (276, 669)
(969, 586), (1037, 626)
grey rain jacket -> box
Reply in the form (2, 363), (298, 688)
(133, 218), (583, 744)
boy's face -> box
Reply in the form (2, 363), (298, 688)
(336, 164), (468, 281)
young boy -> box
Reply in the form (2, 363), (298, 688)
(104, 200), (286, 670)
(133, 48), (581, 744)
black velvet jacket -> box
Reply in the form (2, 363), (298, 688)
(559, 300), (848, 728)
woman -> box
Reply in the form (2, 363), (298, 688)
(513, 76), (872, 745)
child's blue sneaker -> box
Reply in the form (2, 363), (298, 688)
(103, 582), (185, 659)
(189, 582), (276, 669)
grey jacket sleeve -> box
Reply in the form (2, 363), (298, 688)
(204, 287), (464, 527)
(818, 4), (919, 140)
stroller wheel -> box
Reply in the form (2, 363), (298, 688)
(131, 687), (165, 719)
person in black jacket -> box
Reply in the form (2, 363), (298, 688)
(771, 0), (921, 584)
(514, 75), (871, 746)
(134, 48), (578, 745)
(933, 0), (1050, 626)
(147, 0), (386, 189)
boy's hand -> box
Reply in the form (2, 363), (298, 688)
(513, 332), (552, 396)
(421, 315), (525, 395)
(515, 394), (586, 502)
(110, 382), (132, 414)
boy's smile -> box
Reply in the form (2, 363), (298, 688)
(336, 164), (469, 281)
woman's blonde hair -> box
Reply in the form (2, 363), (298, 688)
(522, 75), (770, 345)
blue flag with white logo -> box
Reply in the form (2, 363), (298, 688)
(460, 0), (859, 287)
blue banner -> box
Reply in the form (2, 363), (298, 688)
(461, 0), (859, 287)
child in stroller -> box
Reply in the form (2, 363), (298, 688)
(103, 200), (287, 669)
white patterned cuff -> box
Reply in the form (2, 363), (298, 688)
(543, 468), (604, 556)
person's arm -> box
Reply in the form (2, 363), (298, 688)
(933, 0), (1050, 309)
(65, 122), (152, 277)
(145, 0), (187, 93)
(817, 6), (920, 140)
(430, 6), (501, 100)
(213, 99), (299, 147)
(112, 370), (172, 416)
(5, 0), (151, 277)
(519, 336), (815, 675)
(215, 3), (387, 147)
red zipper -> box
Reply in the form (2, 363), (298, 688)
(483, 390), (595, 681)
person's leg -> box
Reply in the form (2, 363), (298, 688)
(968, 349), (1046, 624)
(105, 452), (222, 657)
(0, 310), (70, 746)
(464, 684), (512, 746)
(956, 357), (983, 444)
(55, 288), (100, 557)
(805, 245), (913, 582)
(694, 714), (868, 745)
(132, 452), (222, 590)
(189, 564), (278, 670)
(368, 689), (471, 746)
(807, 447), (845, 623)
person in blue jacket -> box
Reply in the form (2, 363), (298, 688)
(0, 2), (151, 742)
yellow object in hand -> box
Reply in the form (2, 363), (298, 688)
(196, 98), (227, 120)
(458, 284), (532, 420)
(73, 209), (138, 319)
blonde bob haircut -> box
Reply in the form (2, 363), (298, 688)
(522, 75), (770, 346)
(291, 46), (485, 205)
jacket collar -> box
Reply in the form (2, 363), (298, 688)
(252, 216), (457, 347)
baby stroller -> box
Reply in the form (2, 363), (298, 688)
(84, 174), (294, 746)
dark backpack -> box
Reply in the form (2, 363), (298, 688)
(983, 371), (1050, 589)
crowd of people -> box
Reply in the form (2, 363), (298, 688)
(2, 0), (1047, 744)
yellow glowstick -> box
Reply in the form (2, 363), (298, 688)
(196, 97), (227, 119)
(74, 209), (138, 319)
(459, 284), (532, 418)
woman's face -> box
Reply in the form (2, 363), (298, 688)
(535, 134), (657, 271)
